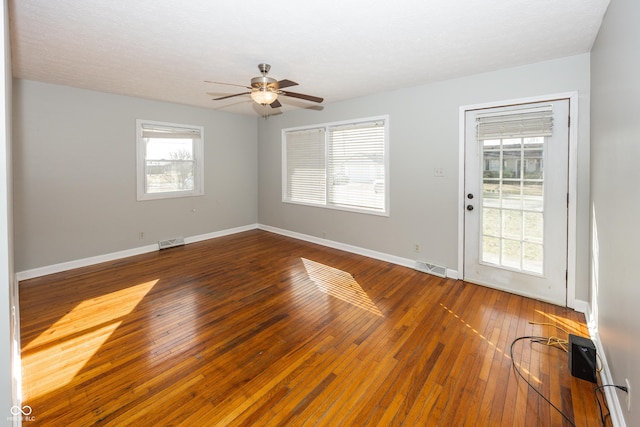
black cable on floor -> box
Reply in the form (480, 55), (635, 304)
(594, 384), (628, 426)
(594, 385), (611, 425)
(510, 335), (576, 427)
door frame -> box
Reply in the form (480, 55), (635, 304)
(458, 92), (579, 308)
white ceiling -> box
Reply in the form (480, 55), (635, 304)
(9, 0), (610, 116)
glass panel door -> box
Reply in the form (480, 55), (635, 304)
(481, 136), (544, 274)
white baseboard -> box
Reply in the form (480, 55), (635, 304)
(583, 304), (626, 427)
(16, 223), (456, 282)
(257, 224), (458, 279)
(183, 224), (258, 244)
(17, 222), (458, 284)
(573, 299), (589, 314)
(16, 244), (159, 281)
(446, 268), (461, 280)
(16, 224), (259, 281)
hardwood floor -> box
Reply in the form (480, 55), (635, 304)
(19, 230), (606, 426)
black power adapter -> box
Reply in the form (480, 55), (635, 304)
(568, 334), (597, 383)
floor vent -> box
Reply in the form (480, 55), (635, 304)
(415, 260), (447, 278)
(158, 237), (185, 250)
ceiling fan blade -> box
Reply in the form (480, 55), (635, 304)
(280, 91), (323, 103)
(270, 99), (282, 108)
(205, 80), (252, 90)
(206, 92), (236, 97)
(213, 92), (250, 100)
(277, 79), (298, 89)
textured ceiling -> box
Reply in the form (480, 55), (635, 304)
(9, 0), (610, 116)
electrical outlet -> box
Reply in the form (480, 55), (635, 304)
(138, 232), (144, 240)
(434, 168), (445, 177)
(626, 378), (631, 412)
(414, 243), (420, 252)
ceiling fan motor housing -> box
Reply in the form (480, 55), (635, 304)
(252, 63), (278, 92)
(251, 75), (278, 91)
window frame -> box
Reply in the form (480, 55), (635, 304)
(282, 115), (389, 216)
(136, 119), (204, 201)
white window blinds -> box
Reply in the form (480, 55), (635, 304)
(285, 128), (326, 205)
(141, 123), (201, 139)
(476, 105), (553, 139)
(283, 116), (388, 215)
(327, 120), (385, 211)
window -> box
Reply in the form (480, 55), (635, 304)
(283, 116), (388, 215)
(136, 119), (204, 201)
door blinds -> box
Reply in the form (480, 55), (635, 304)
(476, 105), (553, 139)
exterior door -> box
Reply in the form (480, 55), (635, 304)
(463, 99), (569, 305)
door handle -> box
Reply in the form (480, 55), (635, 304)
(467, 193), (474, 199)
(466, 205), (474, 211)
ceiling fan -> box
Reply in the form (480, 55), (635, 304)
(206, 63), (323, 108)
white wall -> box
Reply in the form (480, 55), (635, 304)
(1, 0), (15, 420)
(13, 80), (258, 272)
(591, 0), (640, 424)
(258, 54), (591, 301)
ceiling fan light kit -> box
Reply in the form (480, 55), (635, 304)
(250, 87), (278, 105)
(207, 63), (323, 110)
(251, 87), (278, 105)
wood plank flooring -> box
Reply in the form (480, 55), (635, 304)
(19, 230), (607, 426)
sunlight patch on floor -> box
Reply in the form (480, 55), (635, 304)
(22, 279), (158, 400)
(534, 310), (584, 336)
(302, 258), (384, 317)
(440, 303), (542, 385)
